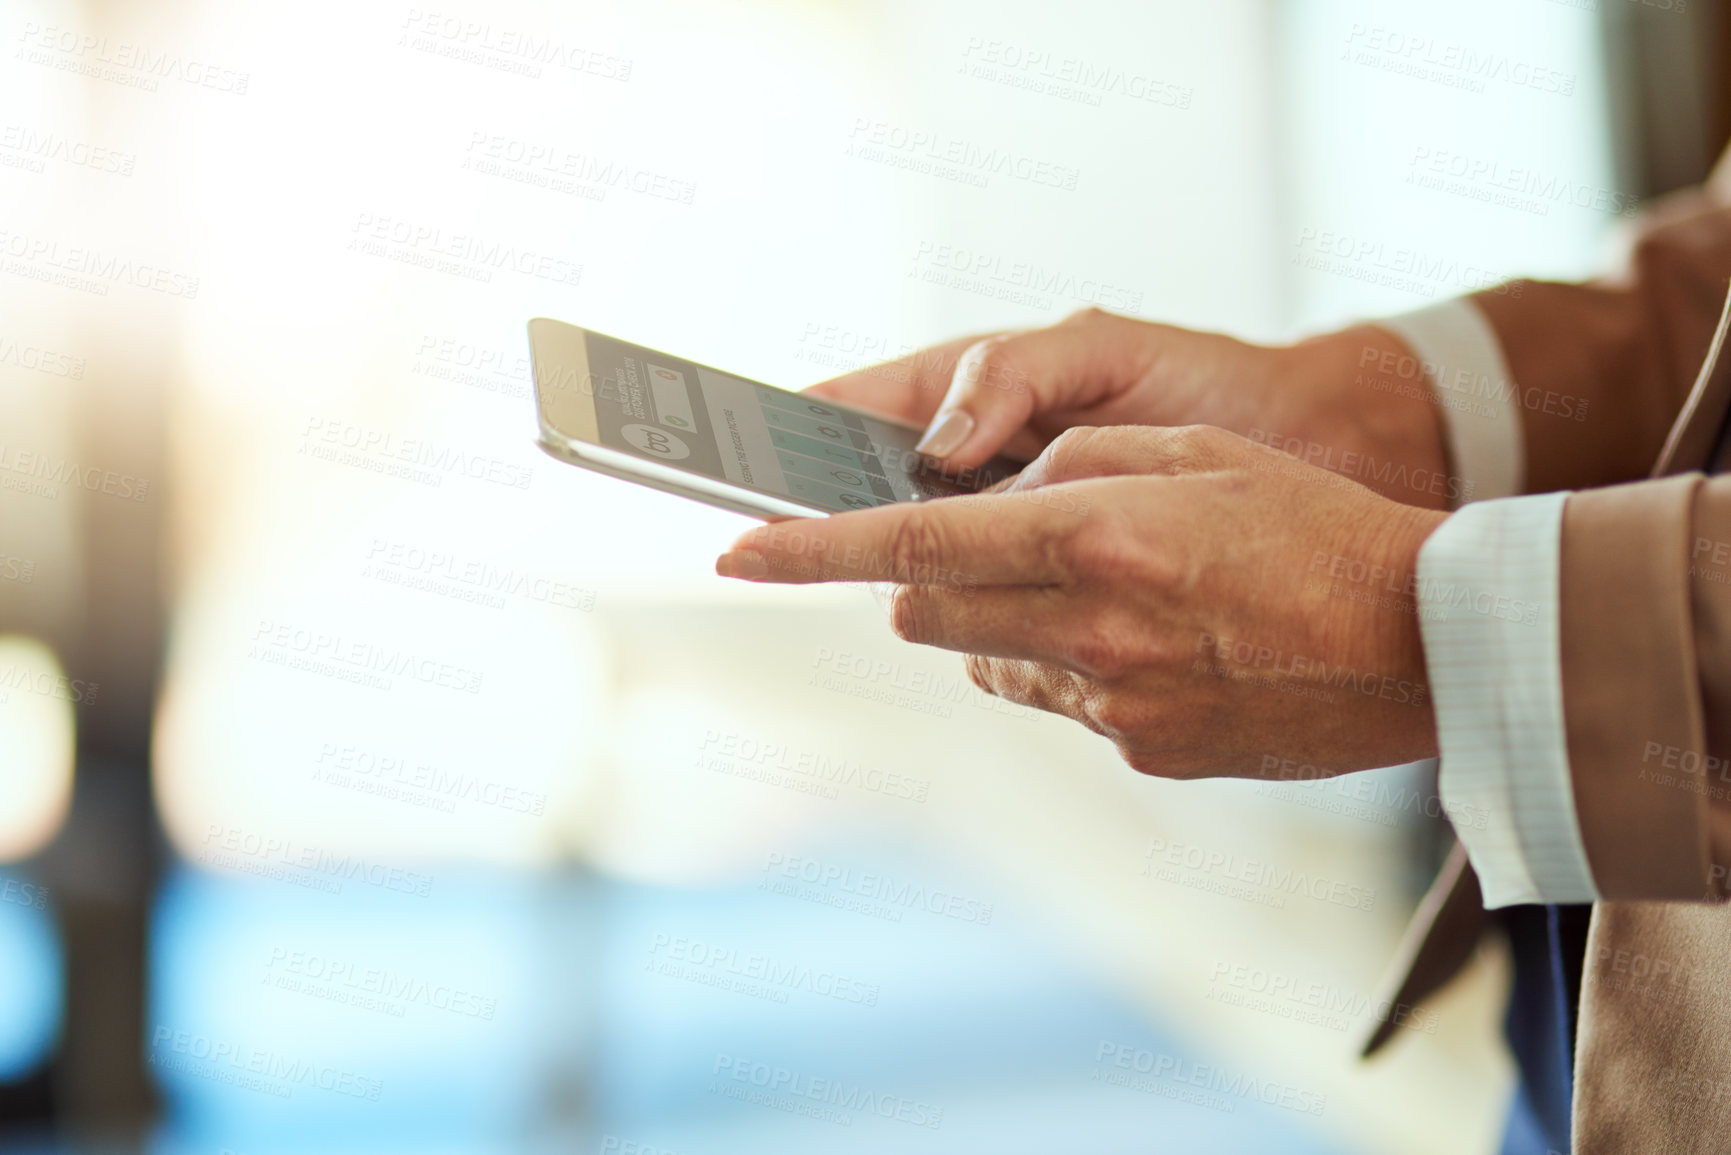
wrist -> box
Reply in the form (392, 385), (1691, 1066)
(1370, 501), (1450, 759)
(1272, 326), (1453, 511)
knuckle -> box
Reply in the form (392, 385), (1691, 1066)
(1120, 747), (1165, 777)
(1074, 644), (1129, 682)
(1042, 426), (1102, 479)
(1062, 305), (1112, 326)
(1054, 508), (1188, 596)
(1058, 514), (1127, 580)
(887, 585), (929, 644)
(1084, 691), (1145, 741)
(1165, 423), (1240, 467)
(964, 653), (998, 695)
(1048, 425), (1098, 454)
(1119, 746), (1202, 779)
(886, 509), (949, 575)
(968, 338), (1027, 396)
(1063, 617), (1137, 680)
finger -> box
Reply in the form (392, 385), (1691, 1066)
(801, 333), (1003, 426)
(914, 309), (1152, 469)
(965, 655), (1103, 733)
(889, 585), (1145, 683)
(884, 585), (1076, 665)
(716, 492), (1076, 588)
(1006, 424), (1253, 491)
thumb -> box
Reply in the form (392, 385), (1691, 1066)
(912, 337), (1033, 465)
(911, 310), (1144, 469)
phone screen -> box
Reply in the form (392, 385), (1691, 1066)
(581, 331), (1020, 513)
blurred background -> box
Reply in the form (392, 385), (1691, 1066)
(1, 0), (1726, 1151)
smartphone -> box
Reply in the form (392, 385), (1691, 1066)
(527, 317), (1024, 519)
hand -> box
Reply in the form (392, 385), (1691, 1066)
(715, 425), (1448, 779)
(805, 308), (1455, 510)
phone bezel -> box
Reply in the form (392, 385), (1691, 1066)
(529, 316), (922, 521)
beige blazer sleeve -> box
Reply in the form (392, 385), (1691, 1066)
(1553, 474), (1731, 900)
(1472, 153), (1731, 494)
(1461, 152), (1731, 901)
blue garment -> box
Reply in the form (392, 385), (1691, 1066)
(1498, 903), (1592, 1155)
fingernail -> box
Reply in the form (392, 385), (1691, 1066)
(915, 410), (974, 457)
(715, 550), (770, 580)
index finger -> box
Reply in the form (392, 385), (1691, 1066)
(801, 333), (1003, 426)
(716, 493), (1074, 588)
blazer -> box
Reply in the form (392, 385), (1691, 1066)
(1361, 152), (1731, 1153)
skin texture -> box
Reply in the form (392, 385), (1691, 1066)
(718, 426), (1447, 780)
(718, 309), (1454, 780)
(805, 307), (1453, 511)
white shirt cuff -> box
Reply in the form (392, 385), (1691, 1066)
(1416, 492), (1599, 908)
(1376, 299), (1526, 506)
